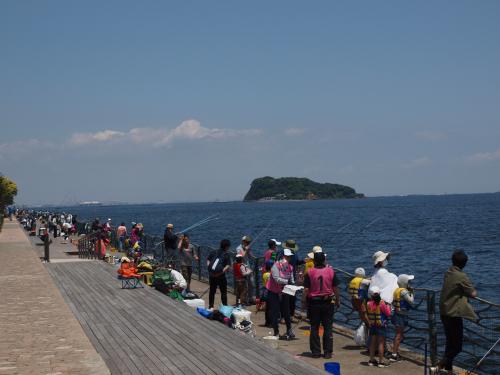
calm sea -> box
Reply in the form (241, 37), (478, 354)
(55, 193), (500, 301)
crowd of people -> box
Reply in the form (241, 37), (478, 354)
(12, 211), (479, 374)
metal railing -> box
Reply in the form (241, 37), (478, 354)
(77, 229), (499, 374)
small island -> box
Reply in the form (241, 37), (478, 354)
(243, 176), (364, 201)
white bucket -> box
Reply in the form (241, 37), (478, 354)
(184, 299), (205, 309)
(232, 309), (251, 324)
(263, 336), (279, 349)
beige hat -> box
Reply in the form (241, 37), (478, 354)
(312, 245), (323, 253)
(307, 252), (314, 260)
(372, 250), (390, 265)
(242, 235), (252, 243)
(120, 256), (130, 263)
(166, 223), (174, 228)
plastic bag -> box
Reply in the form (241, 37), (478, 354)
(354, 323), (367, 346)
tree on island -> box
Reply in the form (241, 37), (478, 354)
(243, 176), (364, 201)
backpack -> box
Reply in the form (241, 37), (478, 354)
(208, 250), (226, 275)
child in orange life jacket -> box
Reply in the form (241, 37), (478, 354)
(349, 267), (371, 327)
(367, 286), (392, 368)
(233, 254), (252, 306)
(389, 274), (415, 362)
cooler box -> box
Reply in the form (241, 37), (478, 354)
(184, 299), (205, 309)
(232, 308), (251, 324)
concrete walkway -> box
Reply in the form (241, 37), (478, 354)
(0, 221), (109, 375)
(187, 278), (426, 375)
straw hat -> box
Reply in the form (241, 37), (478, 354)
(372, 250), (390, 265)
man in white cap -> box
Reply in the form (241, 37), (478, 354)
(266, 247), (295, 339)
(263, 239), (281, 271)
(389, 274), (415, 362)
(163, 223), (178, 263)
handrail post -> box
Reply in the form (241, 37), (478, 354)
(254, 257), (260, 299)
(197, 245), (202, 281)
(427, 290), (438, 367)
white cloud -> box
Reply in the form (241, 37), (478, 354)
(466, 148), (500, 163)
(284, 128), (306, 136)
(403, 157), (431, 168)
(415, 130), (446, 142)
(69, 130), (126, 145)
(69, 119), (262, 147)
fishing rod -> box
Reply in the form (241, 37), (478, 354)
(465, 336), (500, 375)
(338, 216), (383, 248)
(178, 214), (220, 234)
(155, 214), (220, 246)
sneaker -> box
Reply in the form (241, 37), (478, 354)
(286, 330), (295, 339)
(389, 353), (402, 362)
(368, 360), (378, 367)
(378, 360), (390, 368)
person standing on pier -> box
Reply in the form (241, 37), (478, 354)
(438, 250), (478, 374)
(303, 252), (340, 359)
(266, 247), (295, 339)
(207, 239), (232, 309)
(116, 222), (127, 252)
(237, 235), (255, 305)
(178, 233), (198, 291)
(163, 223), (178, 264)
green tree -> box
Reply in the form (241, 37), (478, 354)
(0, 174), (18, 230)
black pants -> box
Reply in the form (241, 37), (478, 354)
(309, 300), (334, 355)
(268, 291), (291, 335)
(440, 315), (463, 371)
(209, 276), (227, 309)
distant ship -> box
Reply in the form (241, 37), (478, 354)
(79, 201), (102, 206)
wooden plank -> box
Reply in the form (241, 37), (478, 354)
(47, 261), (324, 375)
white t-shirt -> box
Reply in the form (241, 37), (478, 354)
(170, 269), (187, 290)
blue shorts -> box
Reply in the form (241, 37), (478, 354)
(369, 326), (387, 336)
(391, 313), (408, 328)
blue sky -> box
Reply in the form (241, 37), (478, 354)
(1, 1), (499, 205)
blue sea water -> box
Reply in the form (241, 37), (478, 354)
(57, 193), (500, 302)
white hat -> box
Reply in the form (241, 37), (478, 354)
(307, 252), (314, 260)
(312, 245), (323, 253)
(397, 274), (415, 287)
(369, 285), (381, 296)
(107, 218), (111, 221)
(372, 250), (390, 265)
(270, 238), (282, 246)
(283, 248), (293, 257)
(355, 267), (366, 277)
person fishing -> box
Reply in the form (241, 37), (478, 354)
(266, 247), (295, 339)
(367, 286), (392, 368)
(207, 239), (232, 310)
(177, 233), (198, 291)
(389, 274), (415, 362)
(236, 235), (254, 304)
(348, 267), (370, 327)
(370, 250), (398, 304)
(303, 252), (340, 359)
(284, 239), (303, 319)
(163, 223), (178, 264)
(233, 254), (252, 306)
(437, 250), (478, 374)
(262, 239), (281, 272)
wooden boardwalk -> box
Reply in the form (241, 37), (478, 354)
(46, 261), (325, 375)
